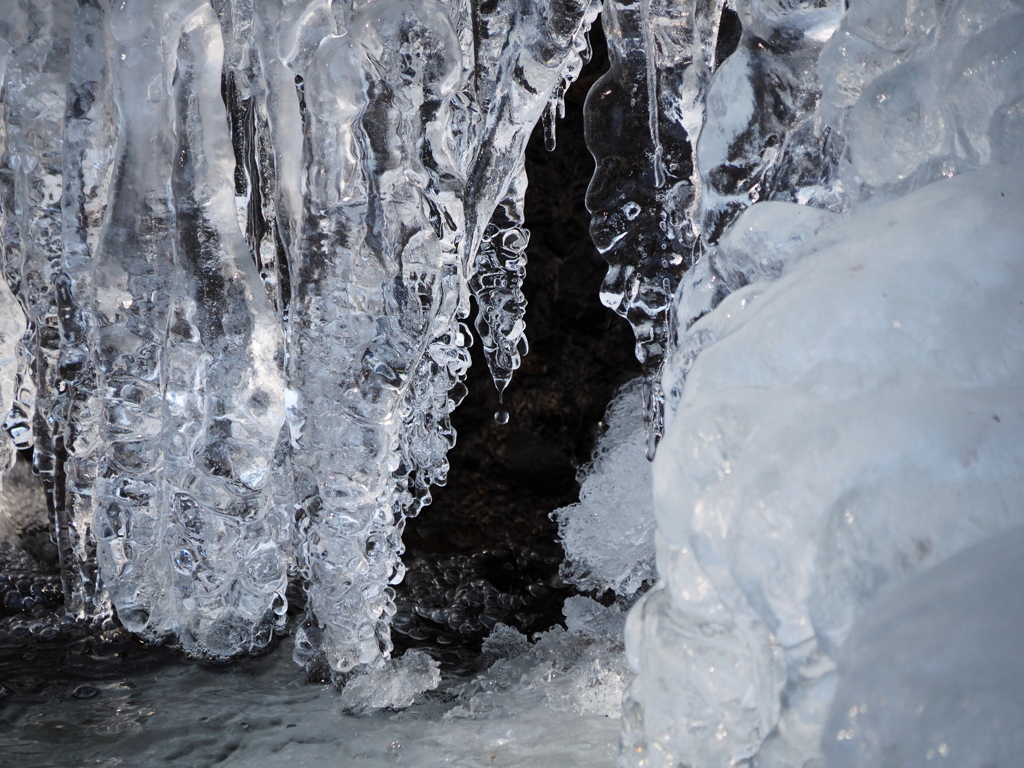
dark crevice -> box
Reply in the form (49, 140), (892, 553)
(392, 20), (639, 669)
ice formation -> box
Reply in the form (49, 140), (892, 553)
(2, 0), (1024, 763)
(0, 0), (598, 682)
(553, 378), (656, 597)
(612, 0), (1024, 765)
(823, 526), (1024, 768)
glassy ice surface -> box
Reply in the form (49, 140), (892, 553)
(629, 163), (1024, 768)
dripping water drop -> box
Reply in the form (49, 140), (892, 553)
(494, 410), (510, 426)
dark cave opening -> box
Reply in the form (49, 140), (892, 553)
(392, 20), (641, 671)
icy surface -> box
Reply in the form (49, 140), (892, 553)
(3, 0), (1024, 761)
(616, 3), (1024, 763)
(0, 637), (620, 767)
(552, 379), (655, 596)
(823, 525), (1024, 768)
(584, 0), (711, 456)
(624, 164), (1024, 767)
(446, 596), (633, 722)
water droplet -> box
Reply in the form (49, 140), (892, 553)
(494, 410), (510, 426)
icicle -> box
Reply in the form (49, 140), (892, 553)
(543, 99), (558, 152)
(0, 27), (29, 537)
(640, 0), (666, 188)
(59, 0), (117, 620)
(87, 0), (288, 656)
(0, 0), (601, 687)
(469, 162), (529, 398)
(585, 0), (706, 457)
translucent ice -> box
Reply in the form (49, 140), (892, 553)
(0, 0), (599, 684)
(0, 0), (76, 607)
(446, 596), (633, 722)
(584, 0), (712, 456)
(823, 526), (1024, 768)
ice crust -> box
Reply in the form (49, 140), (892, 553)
(446, 596), (633, 722)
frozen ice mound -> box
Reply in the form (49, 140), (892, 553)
(624, 163), (1024, 767)
(552, 379), (656, 597)
(823, 525), (1024, 768)
(446, 596), (633, 722)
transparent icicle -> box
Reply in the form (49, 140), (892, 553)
(585, 0), (715, 457)
(0, 0), (75, 592)
(463, 0), (599, 281)
(59, 0), (118, 619)
(90, 0), (288, 656)
(462, 0), (599, 401)
(0, 0), (600, 682)
(0, 20), (30, 536)
(695, 0), (845, 242)
(470, 162), (529, 398)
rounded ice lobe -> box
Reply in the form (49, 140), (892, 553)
(823, 527), (1024, 768)
(552, 380), (656, 597)
(307, 35), (367, 123)
(627, 164), (1024, 767)
(848, 59), (945, 187)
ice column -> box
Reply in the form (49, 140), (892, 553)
(85, 0), (290, 655)
(0, 0), (73, 600)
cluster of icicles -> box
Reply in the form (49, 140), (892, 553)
(2, 0), (826, 684)
(0, 0), (598, 678)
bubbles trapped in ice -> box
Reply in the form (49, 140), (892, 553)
(5, 2), (1024, 765)
(0, 0), (601, 688)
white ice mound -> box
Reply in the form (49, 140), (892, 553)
(623, 163), (1024, 768)
(552, 379), (656, 596)
(823, 525), (1024, 768)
